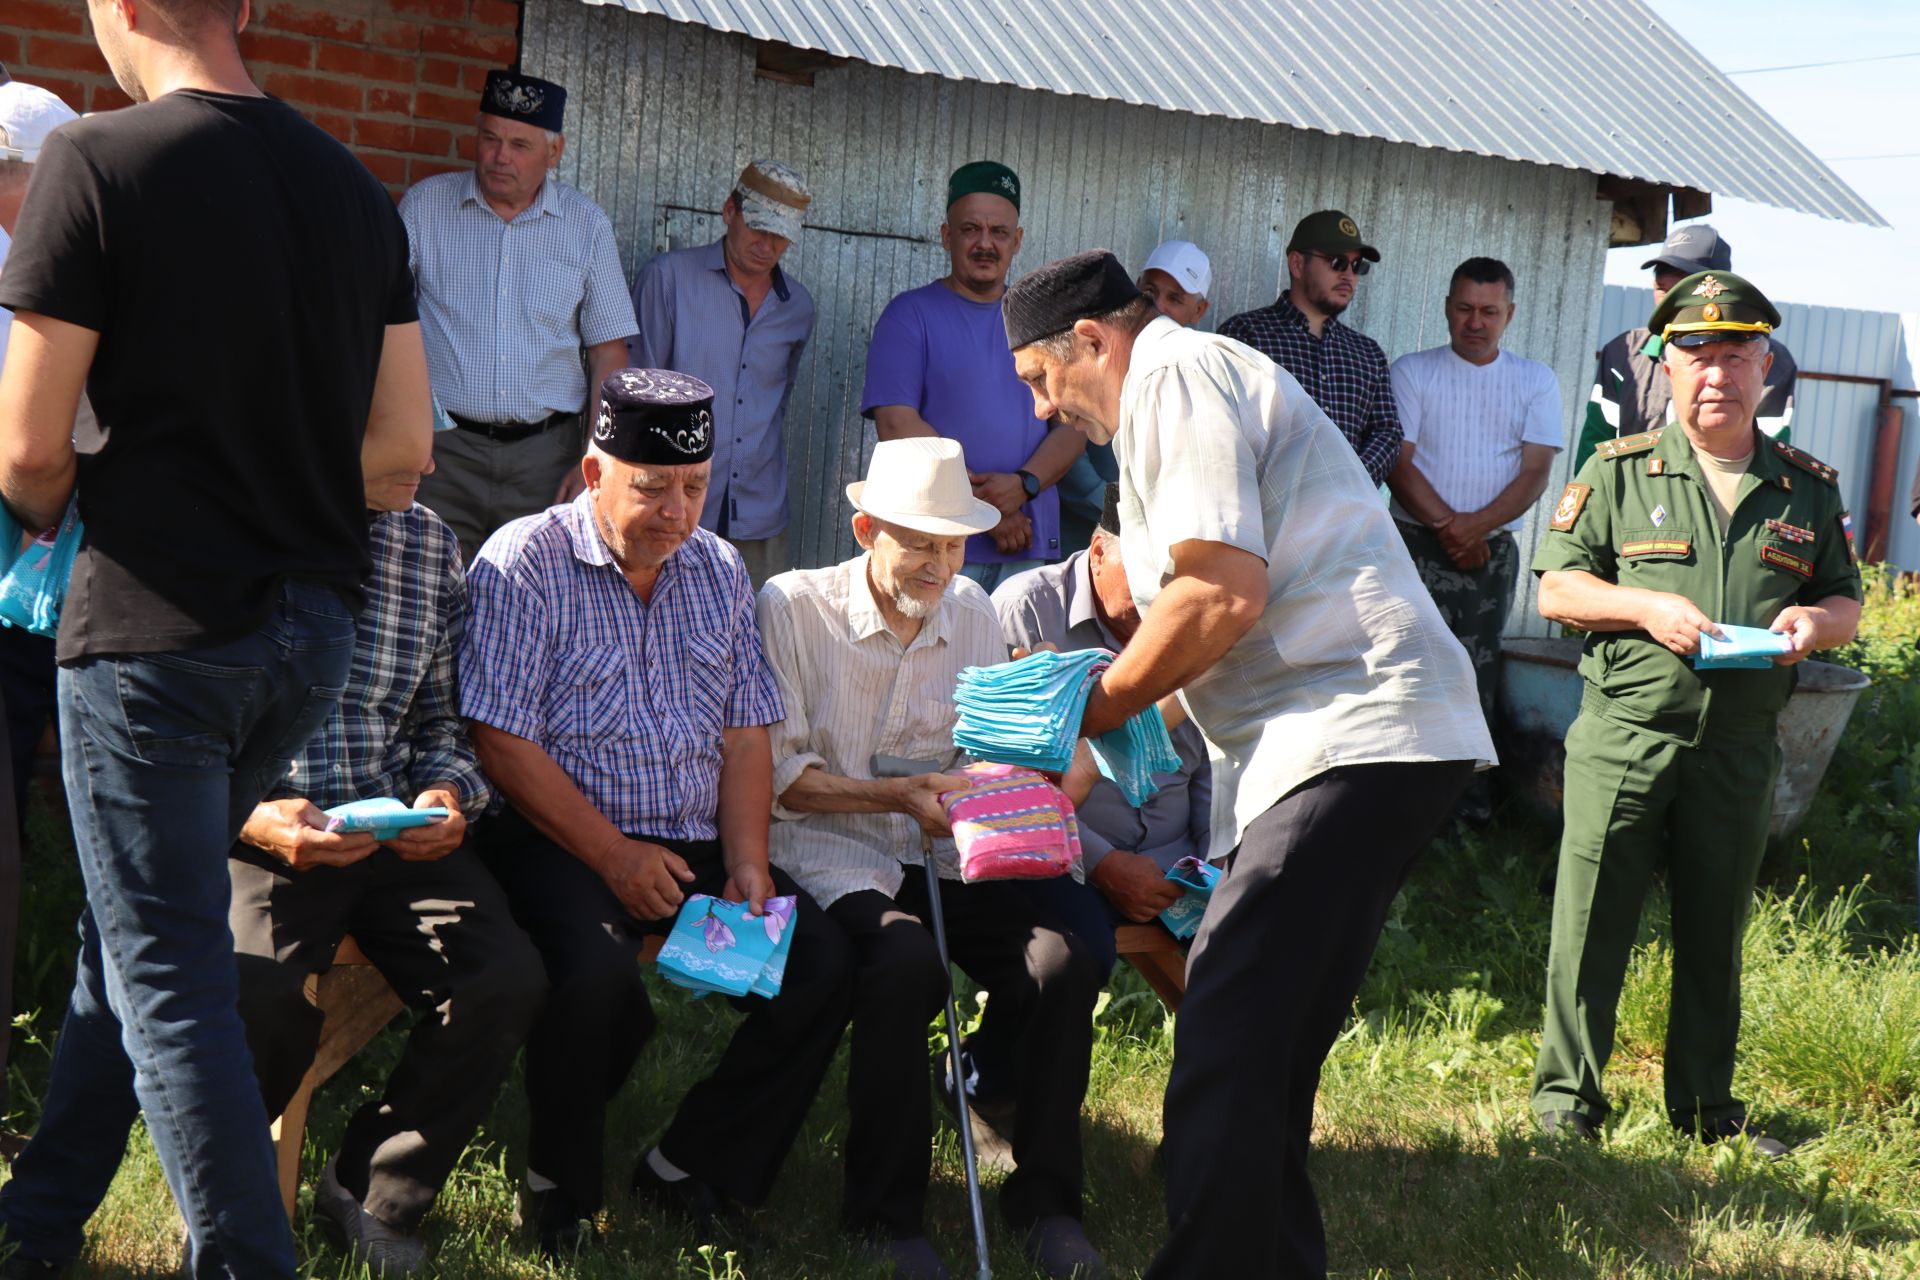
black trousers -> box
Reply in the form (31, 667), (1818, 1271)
(827, 867), (1098, 1238)
(479, 809), (853, 1213)
(227, 841), (546, 1229)
(1147, 761), (1471, 1280)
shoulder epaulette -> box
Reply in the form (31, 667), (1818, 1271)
(1595, 428), (1663, 460)
(1772, 440), (1839, 485)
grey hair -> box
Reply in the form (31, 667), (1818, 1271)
(1025, 294), (1157, 361)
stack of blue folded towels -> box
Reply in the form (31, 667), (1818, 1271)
(952, 648), (1181, 806)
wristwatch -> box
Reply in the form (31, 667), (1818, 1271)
(1016, 469), (1042, 499)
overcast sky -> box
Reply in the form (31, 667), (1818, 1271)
(1603, 1), (1918, 311)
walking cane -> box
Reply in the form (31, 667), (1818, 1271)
(872, 754), (993, 1280)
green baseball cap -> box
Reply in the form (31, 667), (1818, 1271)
(1647, 270), (1780, 348)
(1287, 209), (1379, 262)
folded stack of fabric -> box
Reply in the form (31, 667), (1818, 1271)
(952, 648), (1181, 805)
(1158, 855), (1222, 940)
(656, 894), (797, 999)
(940, 762), (1081, 883)
(323, 797), (451, 840)
(1694, 623), (1794, 670)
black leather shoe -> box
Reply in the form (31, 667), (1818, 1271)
(1697, 1116), (1790, 1160)
(1539, 1110), (1599, 1142)
(631, 1158), (766, 1253)
(511, 1184), (593, 1259)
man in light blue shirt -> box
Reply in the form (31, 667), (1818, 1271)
(629, 160), (816, 588)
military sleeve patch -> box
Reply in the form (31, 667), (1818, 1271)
(1760, 544), (1813, 578)
(1842, 510), (1857, 563)
(1549, 483), (1591, 531)
(1772, 440), (1839, 485)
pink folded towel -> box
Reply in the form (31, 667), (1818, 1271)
(940, 762), (1081, 883)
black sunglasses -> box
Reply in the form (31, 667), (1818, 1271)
(1310, 252), (1371, 276)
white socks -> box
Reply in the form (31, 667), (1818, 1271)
(646, 1146), (691, 1183)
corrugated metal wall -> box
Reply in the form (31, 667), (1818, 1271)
(1598, 286), (1920, 572)
(524, 0), (1611, 633)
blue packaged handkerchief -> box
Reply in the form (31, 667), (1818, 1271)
(0, 495), (81, 639)
(1158, 856), (1221, 940)
(1694, 624), (1793, 670)
(323, 797), (451, 839)
(656, 895), (796, 1000)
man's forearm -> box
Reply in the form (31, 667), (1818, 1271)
(1536, 570), (1658, 633)
(470, 721), (625, 872)
(1463, 447), (1557, 533)
(718, 725), (773, 872)
(1804, 594), (1862, 650)
(1385, 445), (1453, 527)
(0, 313), (92, 531)
(586, 340), (628, 425)
(1084, 553), (1265, 736)
(1021, 421), (1087, 489)
(872, 405), (939, 441)
(779, 765), (902, 815)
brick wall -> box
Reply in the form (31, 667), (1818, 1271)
(1, 0), (520, 194)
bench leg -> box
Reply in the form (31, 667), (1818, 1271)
(1125, 949), (1187, 1013)
(270, 1064), (319, 1224)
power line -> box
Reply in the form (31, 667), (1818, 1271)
(1727, 49), (1920, 74)
(1819, 152), (1920, 162)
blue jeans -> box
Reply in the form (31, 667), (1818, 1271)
(0, 582), (355, 1277)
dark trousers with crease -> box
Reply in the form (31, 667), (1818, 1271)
(1147, 760), (1471, 1280)
(827, 866), (1099, 1238)
(478, 807), (854, 1213)
(228, 841), (546, 1229)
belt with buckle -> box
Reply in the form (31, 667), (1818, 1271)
(446, 409), (575, 443)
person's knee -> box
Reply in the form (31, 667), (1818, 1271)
(541, 935), (651, 1030)
(858, 918), (947, 1017)
(460, 928), (549, 1035)
(1027, 926), (1101, 1011)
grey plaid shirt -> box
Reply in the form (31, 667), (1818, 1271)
(272, 505), (490, 816)
(1218, 292), (1403, 485)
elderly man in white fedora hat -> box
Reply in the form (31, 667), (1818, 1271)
(755, 436), (1108, 1280)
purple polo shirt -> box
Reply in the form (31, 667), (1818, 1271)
(859, 280), (1058, 564)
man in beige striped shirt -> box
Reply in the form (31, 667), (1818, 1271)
(756, 437), (1107, 1280)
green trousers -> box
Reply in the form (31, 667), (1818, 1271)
(1531, 710), (1780, 1130)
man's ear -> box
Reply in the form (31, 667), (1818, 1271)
(851, 510), (875, 549)
(581, 450), (603, 492)
(1072, 316), (1102, 353)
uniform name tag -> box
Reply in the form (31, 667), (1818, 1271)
(1764, 518), (1815, 544)
(1621, 537), (1691, 558)
(1549, 483), (1590, 532)
(1760, 544), (1813, 578)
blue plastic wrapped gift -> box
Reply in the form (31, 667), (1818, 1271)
(0, 495), (81, 639)
(656, 894), (796, 1000)
(323, 797), (451, 840)
(1158, 856), (1221, 940)
(1694, 624), (1793, 670)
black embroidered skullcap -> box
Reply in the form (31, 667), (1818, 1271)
(1098, 483), (1121, 537)
(591, 369), (715, 466)
(1003, 249), (1142, 351)
(480, 70), (566, 133)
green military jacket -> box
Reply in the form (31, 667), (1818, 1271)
(1533, 426), (1861, 747)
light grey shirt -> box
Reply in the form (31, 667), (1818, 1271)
(992, 552), (1211, 872)
(1116, 316), (1496, 860)
(757, 556), (1005, 907)
(400, 171), (638, 423)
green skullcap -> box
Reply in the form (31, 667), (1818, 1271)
(947, 160), (1021, 212)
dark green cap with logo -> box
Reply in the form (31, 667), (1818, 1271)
(1647, 270), (1781, 348)
(1287, 209), (1380, 262)
(947, 160), (1021, 212)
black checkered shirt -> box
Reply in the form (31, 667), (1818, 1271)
(270, 504), (490, 815)
(1218, 292), (1403, 485)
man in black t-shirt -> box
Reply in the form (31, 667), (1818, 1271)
(0, 0), (432, 1271)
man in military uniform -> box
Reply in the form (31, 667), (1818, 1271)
(1531, 271), (1860, 1155)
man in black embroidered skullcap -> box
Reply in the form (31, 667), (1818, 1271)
(461, 368), (854, 1257)
(1006, 250), (1490, 1280)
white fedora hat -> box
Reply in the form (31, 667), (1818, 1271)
(846, 438), (1001, 537)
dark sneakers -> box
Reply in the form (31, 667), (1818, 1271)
(630, 1158), (767, 1254)
(512, 1183), (594, 1259)
(1695, 1116), (1790, 1160)
(1023, 1215), (1110, 1280)
(1538, 1110), (1600, 1142)
(857, 1234), (953, 1280)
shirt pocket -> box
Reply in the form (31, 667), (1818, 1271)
(545, 646), (632, 745)
(683, 631), (734, 732)
(1619, 527), (1694, 562)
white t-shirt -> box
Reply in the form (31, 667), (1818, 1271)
(1389, 344), (1564, 531)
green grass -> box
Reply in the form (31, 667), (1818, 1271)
(10, 570), (1920, 1276)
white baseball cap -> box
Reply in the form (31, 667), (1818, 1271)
(0, 80), (78, 164)
(1142, 240), (1211, 298)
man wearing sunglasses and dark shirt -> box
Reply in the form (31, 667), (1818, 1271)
(1218, 210), (1402, 486)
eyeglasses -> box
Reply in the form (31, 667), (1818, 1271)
(1310, 252), (1370, 276)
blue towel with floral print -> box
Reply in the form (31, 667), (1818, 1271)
(1158, 856), (1221, 940)
(656, 894), (797, 999)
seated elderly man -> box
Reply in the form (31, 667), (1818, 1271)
(230, 450), (546, 1275)
(459, 369), (853, 1256)
(989, 483), (1212, 978)
(755, 437), (1105, 1280)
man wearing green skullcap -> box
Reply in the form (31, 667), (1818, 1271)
(1529, 270), (1861, 1156)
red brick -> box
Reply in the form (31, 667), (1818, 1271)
(454, 131), (475, 161)
(0, 33), (22, 64)
(261, 71), (364, 112)
(26, 34), (110, 74)
(354, 118), (452, 154)
(310, 111), (355, 143)
(260, 4), (366, 42)
(8, 0), (87, 36)
(412, 88), (475, 124)
(409, 157), (464, 183)
(417, 23), (513, 60)
(371, 19), (420, 51)
(470, 0), (517, 29)
(356, 150), (409, 185)
(314, 43), (415, 82)
(237, 30), (311, 69)
(87, 82), (134, 112)
(419, 56), (460, 86)
(384, 0), (465, 21)
(459, 63), (490, 91)
(368, 87), (411, 113)
(19, 76), (87, 113)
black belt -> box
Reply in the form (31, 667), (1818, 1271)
(447, 409), (575, 443)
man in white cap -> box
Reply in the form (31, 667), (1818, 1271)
(629, 160), (816, 588)
(1135, 239), (1211, 329)
(756, 436), (1107, 1280)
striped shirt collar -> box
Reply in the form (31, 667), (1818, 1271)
(845, 553), (954, 650)
(699, 237), (792, 304)
(455, 169), (562, 222)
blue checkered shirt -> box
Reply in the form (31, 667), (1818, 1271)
(1217, 292), (1403, 485)
(400, 171), (638, 423)
(459, 493), (785, 840)
(271, 504), (491, 815)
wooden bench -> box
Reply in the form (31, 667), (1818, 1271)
(272, 922), (1186, 1220)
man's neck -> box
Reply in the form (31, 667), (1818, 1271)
(1451, 343), (1499, 367)
(1683, 420), (1758, 462)
(133, 44), (263, 100)
(483, 181), (543, 223)
(943, 274), (1005, 304)
(1285, 289), (1330, 338)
